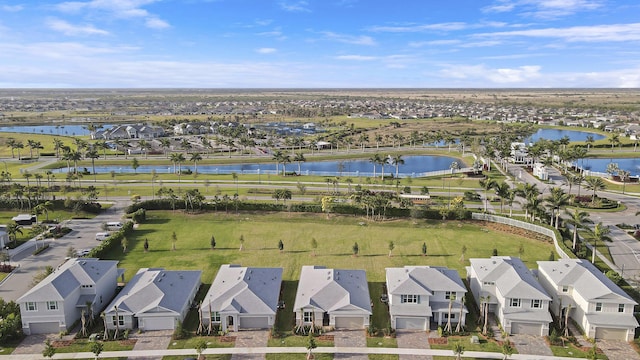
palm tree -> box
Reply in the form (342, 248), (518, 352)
(139, 139), (151, 159)
(479, 178), (497, 212)
(159, 138), (171, 158)
(565, 208), (592, 250)
(545, 187), (570, 229)
(190, 152), (202, 174)
(95, 140), (109, 159)
(169, 153), (185, 174)
(585, 135), (595, 150)
(369, 154), (382, 178)
(281, 154), (291, 175)
(294, 152), (306, 174)
(53, 138), (64, 159)
(517, 183), (539, 220)
(618, 169), (631, 194)
(85, 147), (100, 182)
(590, 222), (611, 264)
(6, 222), (23, 245)
(608, 133), (620, 152)
(494, 182), (511, 214)
(453, 342), (465, 360)
(584, 177), (605, 203)
(272, 150), (283, 174)
(391, 154), (404, 178)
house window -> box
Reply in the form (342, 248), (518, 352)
(25, 302), (37, 311)
(47, 301), (58, 310)
(595, 303), (602, 312)
(445, 291), (453, 300)
(618, 304), (625, 313)
(483, 281), (495, 286)
(531, 300), (542, 309)
(561, 285), (569, 293)
(510, 298), (521, 308)
(303, 311), (313, 323)
(401, 295), (419, 304)
(444, 313), (456, 319)
(211, 312), (221, 322)
(112, 315), (125, 326)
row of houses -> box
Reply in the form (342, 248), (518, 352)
(18, 257), (638, 342)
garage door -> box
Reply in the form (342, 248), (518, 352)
(334, 316), (364, 329)
(240, 316), (269, 329)
(511, 322), (542, 335)
(595, 327), (628, 340)
(28, 322), (61, 334)
(141, 317), (175, 330)
(395, 317), (427, 330)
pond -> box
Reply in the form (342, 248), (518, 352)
(523, 129), (605, 143)
(577, 157), (640, 177)
(53, 155), (467, 178)
(0, 124), (112, 136)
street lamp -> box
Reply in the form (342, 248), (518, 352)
(4, 246), (9, 265)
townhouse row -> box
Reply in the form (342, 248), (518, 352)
(18, 256), (638, 341)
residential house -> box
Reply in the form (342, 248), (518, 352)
(537, 259), (638, 341)
(467, 256), (552, 335)
(18, 258), (121, 335)
(293, 266), (371, 329)
(0, 225), (8, 248)
(386, 266), (467, 330)
(92, 124), (164, 140)
(200, 265), (282, 332)
(104, 268), (201, 331)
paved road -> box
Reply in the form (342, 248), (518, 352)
(0, 201), (127, 302)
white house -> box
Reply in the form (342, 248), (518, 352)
(200, 265), (282, 332)
(104, 268), (201, 331)
(293, 266), (372, 329)
(467, 256), (552, 335)
(18, 258), (121, 335)
(537, 259), (638, 341)
(0, 225), (8, 248)
(532, 163), (549, 181)
(386, 266), (467, 330)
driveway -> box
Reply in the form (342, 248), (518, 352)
(0, 200), (126, 301)
(231, 330), (269, 360)
(510, 334), (553, 357)
(131, 330), (173, 360)
(395, 330), (431, 360)
(333, 329), (367, 360)
(598, 339), (640, 360)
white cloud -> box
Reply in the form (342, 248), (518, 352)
(369, 22), (468, 33)
(483, 0), (604, 18)
(478, 23), (640, 42)
(335, 55), (377, 61)
(54, 0), (169, 29)
(279, 1), (310, 12)
(320, 31), (376, 46)
(256, 47), (277, 54)
(409, 40), (461, 47)
(145, 17), (170, 29)
(46, 18), (109, 36)
(1, 4), (24, 12)
(440, 64), (541, 84)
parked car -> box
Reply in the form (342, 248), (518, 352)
(75, 249), (91, 257)
(95, 232), (110, 241)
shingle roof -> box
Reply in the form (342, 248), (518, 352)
(470, 257), (550, 300)
(201, 265), (283, 315)
(386, 266), (466, 296)
(105, 268), (201, 316)
(293, 265), (372, 314)
(537, 259), (636, 304)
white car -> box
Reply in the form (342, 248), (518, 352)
(75, 249), (91, 257)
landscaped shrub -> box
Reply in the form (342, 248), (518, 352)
(88, 221), (134, 258)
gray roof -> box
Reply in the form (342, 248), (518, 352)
(537, 259), (637, 304)
(470, 257), (550, 301)
(105, 268), (201, 316)
(18, 258), (118, 303)
(201, 265), (283, 315)
(386, 266), (466, 296)
(293, 265), (372, 314)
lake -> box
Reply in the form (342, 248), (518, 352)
(54, 155), (467, 177)
(523, 129), (605, 143)
(0, 124), (112, 136)
(577, 157), (640, 177)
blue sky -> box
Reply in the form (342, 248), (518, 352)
(1, 0), (639, 88)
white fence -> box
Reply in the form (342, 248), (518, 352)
(472, 213), (570, 260)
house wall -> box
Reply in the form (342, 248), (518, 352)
(295, 308), (324, 328)
(104, 313), (136, 330)
(21, 298), (66, 335)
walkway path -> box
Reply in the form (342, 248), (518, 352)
(333, 330), (367, 360)
(396, 330), (431, 360)
(231, 330), (269, 360)
(129, 330), (173, 360)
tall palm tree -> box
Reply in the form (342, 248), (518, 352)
(545, 187), (570, 229)
(584, 177), (605, 203)
(517, 183), (540, 220)
(85, 147), (100, 182)
(53, 138), (64, 159)
(494, 182), (511, 214)
(608, 133), (620, 152)
(565, 208), (592, 250)
(272, 150), (283, 174)
(6, 222), (23, 245)
(281, 154), (291, 175)
(294, 152), (306, 174)
(479, 178), (497, 212)
(585, 135), (595, 150)
(391, 154), (404, 179)
(369, 154), (382, 178)
(590, 222), (611, 264)
(190, 152), (202, 174)
(169, 153), (185, 174)
(159, 138), (171, 158)
(139, 139), (151, 159)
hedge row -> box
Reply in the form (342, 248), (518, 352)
(88, 221), (134, 259)
(0, 198), (102, 214)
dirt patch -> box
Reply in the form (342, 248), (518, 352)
(52, 340), (74, 348)
(119, 339), (137, 346)
(477, 221), (552, 243)
(428, 337), (448, 345)
(317, 335), (334, 341)
(219, 336), (236, 343)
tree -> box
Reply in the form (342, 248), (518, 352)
(85, 147), (100, 181)
(479, 178), (497, 212)
(190, 152), (203, 174)
(194, 339), (208, 360)
(306, 332), (317, 360)
(294, 152), (306, 174)
(239, 234), (244, 251)
(91, 341), (104, 360)
(278, 239), (284, 253)
(565, 208), (592, 250)
(121, 236), (128, 253)
(6, 222), (23, 245)
(501, 340), (514, 359)
(590, 222), (611, 264)
(460, 245), (467, 262)
(618, 169), (631, 194)
(494, 182), (510, 214)
(584, 177), (605, 203)
(43, 339), (56, 359)
(210, 235), (216, 250)
(453, 342), (464, 360)
(388, 240), (395, 257)
(144, 238), (149, 252)
(311, 237), (318, 256)
(171, 231), (177, 251)
(131, 158), (140, 173)
(352, 242), (359, 257)
(545, 187), (570, 229)
(609, 133), (620, 152)
(421, 242), (427, 256)
(391, 154), (404, 178)
(585, 135), (595, 150)
(369, 153), (382, 178)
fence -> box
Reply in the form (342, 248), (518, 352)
(472, 213), (570, 260)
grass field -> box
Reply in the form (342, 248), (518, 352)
(103, 211), (555, 283)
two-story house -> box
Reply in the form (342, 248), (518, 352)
(18, 258), (121, 335)
(386, 266), (467, 330)
(537, 259), (638, 341)
(293, 266), (371, 329)
(467, 256), (552, 335)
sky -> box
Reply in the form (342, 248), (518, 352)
(1, 0), (640, 88)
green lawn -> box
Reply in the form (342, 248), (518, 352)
(53, 339), (135, 353)
(103, 211), (556, 283)
(367, 336), (398, 360)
